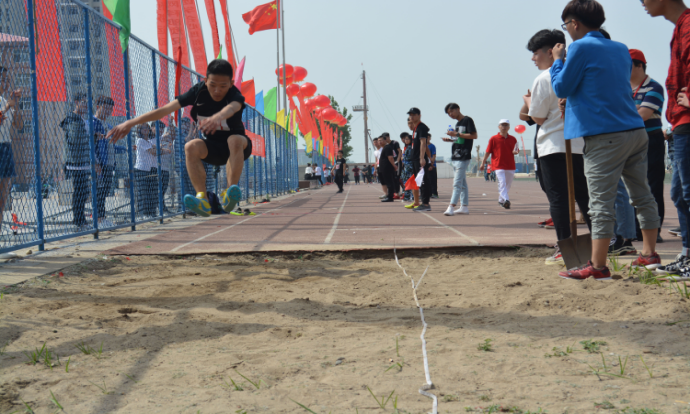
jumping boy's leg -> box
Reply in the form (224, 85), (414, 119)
(220, 135), (248, 213)
(183, 140), (212, 217)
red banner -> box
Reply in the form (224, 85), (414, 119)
(218, 0), (237, 68)
(167, 0), (189, 67)
(247, 130), (266, 157)
(203, 0), (221, 58)
(156, 0), (168, 53)
(32, 0), (66, 102)
(181, 0), (208, 75)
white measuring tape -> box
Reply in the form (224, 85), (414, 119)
(394, 248), (438, 414)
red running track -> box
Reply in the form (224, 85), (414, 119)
(106, 177), (681, 256)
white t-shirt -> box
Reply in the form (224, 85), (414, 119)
(0, 97), (15, 144)
(305, 166), (313, 174)
(160, 137), (173, 171)
(529, 69), (584, 157)
(374, 149), (381, 166)
(135, 138), (156, 171)
(315, 166), (322, 176)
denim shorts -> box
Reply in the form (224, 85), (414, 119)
(0, 143), (16, 178)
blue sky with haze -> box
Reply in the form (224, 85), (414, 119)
(131, 0), (674, 163)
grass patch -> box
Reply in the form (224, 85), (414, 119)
(477, 339), (493, 352)
(580, 339), (607, 353)
(88, 379), (113, 395)
(365, 386), (396, 410)
(50, 390), (64, 411)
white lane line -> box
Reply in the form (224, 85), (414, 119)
(324, 186), (352, 244)
(419, 212), (480, 246)
(170, 195), (307, 253)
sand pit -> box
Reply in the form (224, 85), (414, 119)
(1, 249), (690, 414)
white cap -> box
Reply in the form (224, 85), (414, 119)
(499, 119), (510, 124)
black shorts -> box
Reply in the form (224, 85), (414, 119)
(201, 135), (252, 166)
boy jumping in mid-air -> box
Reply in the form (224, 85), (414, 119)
(107, 59), (251, 217)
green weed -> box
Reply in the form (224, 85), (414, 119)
(18, 398), (35, 413)
(595, 401), (615, 410)
(366, 386), (396, 409)
(49, 390), (64, 411)
(477, 339), (493, 352)
(0, 340), (8, 356)
(479, 395), (491, 402)
(616, 409), (664, 414)
(617, 355), (630, 376)
(88, 379), (113, 395)
(385, 357), (404, 373)
(640, 356), (654, 379)
(234, 369), (262, 389)
(638, 268), (662, 286)
(544, 347), (568, 358)
(609, 255), (628, 272)
(42, 347), (60, 370)
(23, 343), (46, 366)
(65, 356), (70, 373)
(222, 377), (243, 391)
(665, 319), (690, 326)
(75, 341), (94, 355)
(291, 400), (319, 414)
(670, 279), (690, 299)
(580, 339), (607, 353)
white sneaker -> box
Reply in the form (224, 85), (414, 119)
(443, 206), (454, 216)
(454, 206), (469, 215)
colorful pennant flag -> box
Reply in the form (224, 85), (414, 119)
(264, 87), (277, 122)
(255, 91), (265, 115)
(102, 0), (131, 51)
(241, 80), (256, 107)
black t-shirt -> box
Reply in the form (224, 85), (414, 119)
(674, 124), (690, 135)
(334, 158), (346, 175)
(379, 143), (398, 172)
(451, 116), (477, 161)
(412, 122), (430, 162)
(176, 81), (246, 141)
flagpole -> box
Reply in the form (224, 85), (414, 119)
(276, 0), (281, 113)
(281, 0), (287, 114)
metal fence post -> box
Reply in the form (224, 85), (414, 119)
(151, 50), (164, 223)
(26, 0), (44, 250)
(176, 71), (186, 217)
(84, 10), (99, 239)
(123, 49), (136, 230)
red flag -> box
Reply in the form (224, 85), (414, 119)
(241, 80), (256, 107)
(167, 0), (189, 67)
(203, 0), (221, 58)
(405, 176), (419, 191)
(174, 46), (182, 123)
(218, 0), (237, 68)
(242, 0), (278, 35)
(181, 0), (208, 75)
(156, 0), (167, 53)
(32, 0), (66, 102)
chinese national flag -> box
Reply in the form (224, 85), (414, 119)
(242, 0), (280, 35)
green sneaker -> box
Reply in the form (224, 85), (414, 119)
(221, 185), (242, 213)
(184, 193), (212, 217)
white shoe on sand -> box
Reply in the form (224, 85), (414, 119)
(455, 206), (469, 215)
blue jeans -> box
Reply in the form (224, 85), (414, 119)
(451, 160), (471, 206)
(671, 134), (690, 249)
(614, 179), (637, 240)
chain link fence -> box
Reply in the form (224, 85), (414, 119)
(0, 0), (298, 254)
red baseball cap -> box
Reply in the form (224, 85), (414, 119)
(629, 49), (647, 64)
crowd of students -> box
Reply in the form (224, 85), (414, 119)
(329, 0), (690, 282)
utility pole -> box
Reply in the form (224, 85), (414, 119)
(352, 70), (369, 164)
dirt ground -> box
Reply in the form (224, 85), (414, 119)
(1, 248), (690, 414)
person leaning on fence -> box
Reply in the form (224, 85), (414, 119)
(60, 92), (98, 232)
(107, 59), (251, 218)
(0, 66), (23, 237)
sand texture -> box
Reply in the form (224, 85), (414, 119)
(1, 249), (690, 414)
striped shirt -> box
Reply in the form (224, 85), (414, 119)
(632, 76), (665, 132)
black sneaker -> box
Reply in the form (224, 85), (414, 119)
(381, 198), (394, 203)
(503, 200), (511, 209)
(654, 254), (689, 276)
(669, 227), (681, 237)
(657, 234), (664, 244)
(609, 237), (637, 256)
(498, 201), (505, 207)
(413, 205), (431, 212)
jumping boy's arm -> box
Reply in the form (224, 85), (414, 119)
(107, 100), (182, 143)
(198, 102), (242, 135)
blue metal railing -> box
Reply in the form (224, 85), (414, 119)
(0, 0), (298, 255)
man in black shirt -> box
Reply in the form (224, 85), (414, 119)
(107, 60), (251, 218)
(442, 103), (478, 216)
(381, 132), (402, 198)
(407, 107), (432, 211)
(331, 151), (347, 193)
(379, 134), (399, 202)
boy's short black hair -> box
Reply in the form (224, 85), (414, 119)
(561, 0), (606, 29)
(206, 59), (234, 79)
(73, 92), (87, 103)
(527, 29), (566, 53)
(444, 103), (460, 114)
(632, 59), (647, 73)
(400, 132), (411, 139)
(96, 96), (115, 106)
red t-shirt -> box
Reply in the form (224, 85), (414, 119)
(486, 134), (517, 171)
(667, 9), (690, 129)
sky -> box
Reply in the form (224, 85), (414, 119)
(131, 0), (675, 163)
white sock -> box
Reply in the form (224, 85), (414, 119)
(683, 247), (689, 257)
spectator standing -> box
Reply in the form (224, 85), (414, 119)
(0, 67), (23, 236)
(93, 96), (118, 228)
(304, 163), (312, 181)
(400, 133), (415, 202)
(643, 0), (690, 278)
(332, 151), (347, 193)
(629, 49), (667, 243)
(134, 123), (159, 218)
(353, 165), (361, 184)
(523, 28), (591, 265)
(427, 134), (439, 199)
(314, 164), (323, 185)
(553, 0), (660, 280)
(443, 103), (478, 216)
(60, 92), (96, 231)
(160, 128), (174, 214)
(323, 166), (331, 183)
(381, 133), (402, 198)
(408, 107), (432, 212)
(379, 134), (399, 202)
(480, 120), (519, 209)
